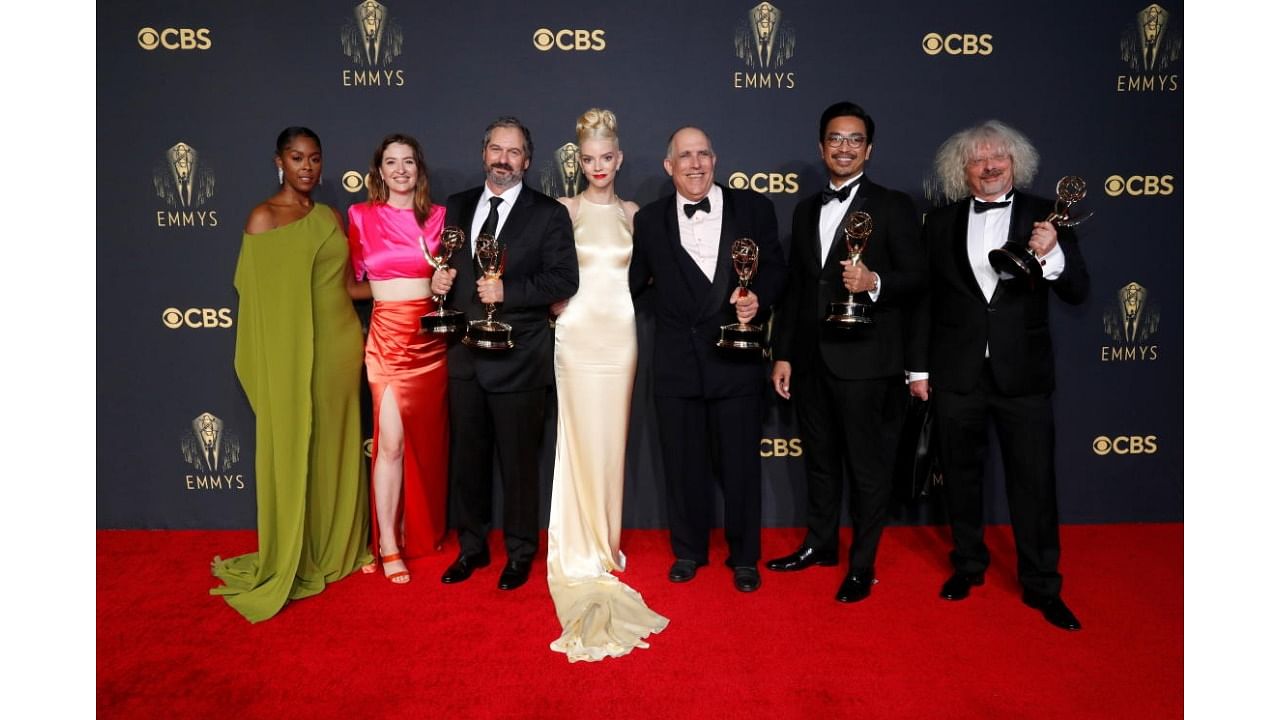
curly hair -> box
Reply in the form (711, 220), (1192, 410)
(933, 120), (1039, 202)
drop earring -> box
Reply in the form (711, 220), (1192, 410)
(278, 167), (283, 184)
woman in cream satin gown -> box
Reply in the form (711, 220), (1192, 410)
(547, 109), (668, 662)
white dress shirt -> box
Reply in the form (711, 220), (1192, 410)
(469, 182), (523, 251)
(675, 184), (723, 281)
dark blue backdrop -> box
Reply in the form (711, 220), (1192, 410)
(97, 0), (1183, 529)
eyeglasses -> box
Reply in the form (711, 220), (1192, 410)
(825, 133), (867, 149)
(966, 153), (1010, 167)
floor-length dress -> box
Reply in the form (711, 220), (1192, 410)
(547, 198), (669, 662)
(347, 202), (449, 559)
(212, 204), (372, 623)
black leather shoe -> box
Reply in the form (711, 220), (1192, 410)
(940, 572), (985, 600)
(732, 565), (761, 592)
(440, 552), (490, 584)
(1023, 593), (1082, 631)
(765, 546), (839, 572)
(835, 570), (875, 603)
(668, 559), (701, 583)
(497, 559), (532, 591)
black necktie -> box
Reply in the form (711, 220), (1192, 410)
(973, 199), (1011, 214)
(820, 181), (858, 205)
(683, 197), (710, 218)
(480, 196), (503, 237)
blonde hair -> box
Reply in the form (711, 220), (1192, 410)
(576, 108), (619, 147)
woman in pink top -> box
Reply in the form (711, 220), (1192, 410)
(347, 134), (449, 583)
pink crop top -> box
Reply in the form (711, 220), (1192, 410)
(347, 202), (446, 281)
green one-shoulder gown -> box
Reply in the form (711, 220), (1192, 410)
(212, 204), (372, 622)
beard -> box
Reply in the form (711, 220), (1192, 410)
(485, 161), (524, 190)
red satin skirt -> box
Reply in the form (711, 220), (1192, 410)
(366, 298), (449, 559)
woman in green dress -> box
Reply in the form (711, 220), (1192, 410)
(211, 127), (373, 622)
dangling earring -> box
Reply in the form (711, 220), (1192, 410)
(318, 175), (323, 186)
(277, 167), (283, 184)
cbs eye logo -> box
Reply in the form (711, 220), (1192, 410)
(163, 308), (233, 329)
(921, 33), (993, 56)
(729, 172), (799, 195)
(532, 28), (607, 52)
(138, 27), (212, 51)
(342, 171), (371, 193)
(1104, 175), (1176, 197)
(1092, 435), (1158, 455)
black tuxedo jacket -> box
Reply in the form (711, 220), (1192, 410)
(772, 178), (925, 380)
(444, 185), (577, 392)
(908, 190), (1089, 396)
(630, 185), (785, 399)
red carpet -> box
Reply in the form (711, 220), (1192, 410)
(97, 525), (1181, 718)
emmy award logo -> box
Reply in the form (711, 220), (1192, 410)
(462, 233), (514, 350)
(420, 226), (467, 335)
(988, 176), (1093, 281)
(716, 238), (766, 351)
(824, 211), (875, 326)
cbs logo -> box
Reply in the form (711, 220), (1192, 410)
(729, 172), (800, 195)
(342, 171), (371, 193)
(1092, 435), (1158, 456)
(532, 28), (607, 52)
(921, 33), (993, 56)
(759, 438), (803, 457)
(163, 308), (233, 329)
(1104, 175), (1175, 197)
(138, 27), (212, 51)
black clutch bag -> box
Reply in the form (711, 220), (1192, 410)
(894, 395), (942, 502)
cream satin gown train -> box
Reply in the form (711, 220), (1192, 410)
(547, 198), (669, 662)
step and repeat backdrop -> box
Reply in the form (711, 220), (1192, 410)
(98, 1), (1183, 529)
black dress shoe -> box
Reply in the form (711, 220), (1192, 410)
(497, 559), (532, 591)
(1023, 594), (1082, 631)
(440, 552), (490, 584)
(764, 546), (839, 572)
(835, 570), (875, 603)
(668, 559), (701, 583)
(732, 566), (761, 592)
(940, 572), (985, 600)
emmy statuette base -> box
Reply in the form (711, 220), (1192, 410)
(463, 319), (515, 350)
(988, 243), (1044, 280)
(420, 310), (467, 336)
(824, 300), (873, 327)
(716, 322), (766, 351)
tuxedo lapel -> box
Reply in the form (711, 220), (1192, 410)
(952, 201), (987, 302)
(703, 187), (738, 320)
(453, 188), (482, 288)
(991, 190), (1033, 305)
(822, 183), (872, 270)
(496, 188), (536, 250)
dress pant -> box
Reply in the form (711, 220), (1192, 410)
(934, 361), (1063, 599)
(794, 364), (899, 572)
(448, 378), (546, 564)
(655, 393), (762, 567)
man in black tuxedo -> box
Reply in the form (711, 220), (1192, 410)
(767, 102), (926, 603)
(430, 116), (577, 590)
(908, 120), (1088, 630)
(630, 126), (784, 593)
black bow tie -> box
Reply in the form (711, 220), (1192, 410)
(683, 197), (711, 218)
(821, 181), (858, 205)
(973, 199), (1011, 214)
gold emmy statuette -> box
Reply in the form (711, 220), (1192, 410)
(420, 226), (468, 335)
(716, 238), (766, 351)
(988, 175), (1094, 280)
(824, 211), (875, 326)
(462, 233), (514, 350)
